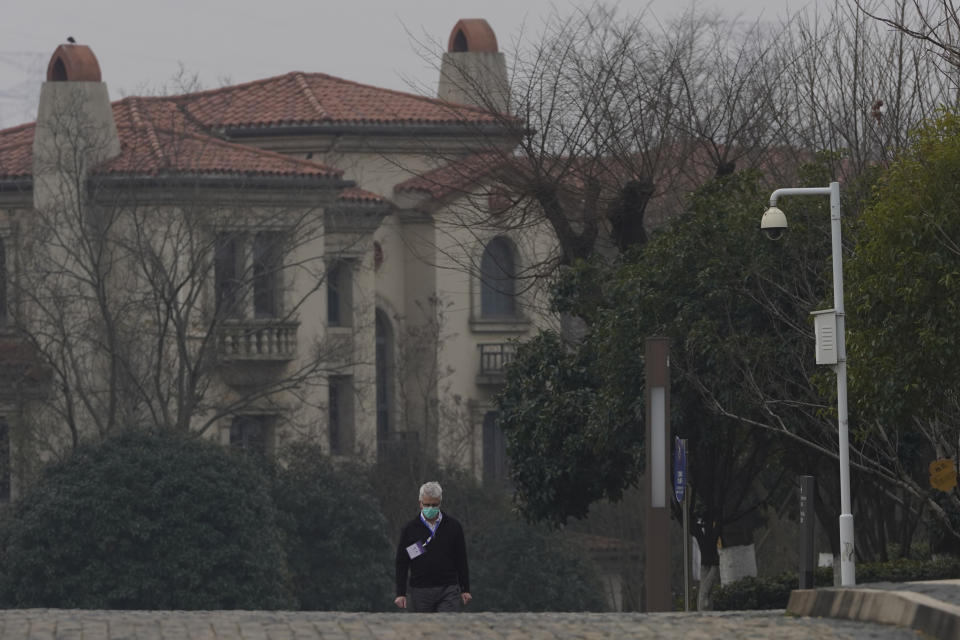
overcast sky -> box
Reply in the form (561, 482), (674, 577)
(0, 0), (825, 129)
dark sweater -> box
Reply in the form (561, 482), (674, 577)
(395, 513), (470, 596)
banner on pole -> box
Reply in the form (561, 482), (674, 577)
(674, 436), (686, 504)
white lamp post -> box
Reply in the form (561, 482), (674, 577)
(761, 181), (855, 587)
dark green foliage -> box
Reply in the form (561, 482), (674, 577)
(498, 171), (811, 565)
(469, 519), (606, 612)
(713, 556), (960, 610)
(712, 571), (808, 610)
(847, 110), (960, 430)
(273, 444), (393, 611)
(0, 430), (292, 610)
(498, 330), (642, 524)
(433, 469), (606, 611)
(371, 465), (607, 611)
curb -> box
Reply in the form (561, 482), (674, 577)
(787, 586), (960, 639)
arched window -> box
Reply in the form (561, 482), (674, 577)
(480, 236), (517, 318)
(375, 310), (394, 444)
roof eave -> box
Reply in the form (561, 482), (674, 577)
(220, 122), (519, 139)
(93, 173), (352, 191)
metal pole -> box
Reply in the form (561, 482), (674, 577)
(830, 181), (856, 587)
(767, 183), (856, 586)
(682, 452), (691, 612)
(799, 476), (816, 589)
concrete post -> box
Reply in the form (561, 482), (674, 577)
(645, 337), (671, 611)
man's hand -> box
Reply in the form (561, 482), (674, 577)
(394, 596), (407, 609)
(461, 591), (472, 606)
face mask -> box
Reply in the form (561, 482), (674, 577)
(422, 506), (440, 520)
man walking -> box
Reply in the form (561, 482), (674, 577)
(394, 481), (472, 612)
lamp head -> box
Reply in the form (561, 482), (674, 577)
(761, 206), (788, 240)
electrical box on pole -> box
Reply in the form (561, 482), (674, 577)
(811, 309), (838, 365)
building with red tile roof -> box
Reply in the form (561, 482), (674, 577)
(0, 19), (550, 499)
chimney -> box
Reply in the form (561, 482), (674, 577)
(32, 43), (120, 214)
(438, 19), (509, 114)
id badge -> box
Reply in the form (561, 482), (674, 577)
(406, 541), (425, 560)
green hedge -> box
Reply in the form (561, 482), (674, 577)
(0, 430), (292, 610)
(712, 556), (960, 610)
(0, 432), (611, 612)
(273, 444), (393, 610)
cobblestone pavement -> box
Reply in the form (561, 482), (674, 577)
(0, 610), (925, 639)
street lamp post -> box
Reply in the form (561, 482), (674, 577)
(761, 181), (855, 587)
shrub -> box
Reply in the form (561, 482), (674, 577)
(469, 518), (607, 612)
(425, 470), (607, 612)
(273, 444), (393, 610)
(0, 430), (292, 610)
(712, 556), (960, 610)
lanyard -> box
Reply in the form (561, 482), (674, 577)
(419, 511), (442, 547)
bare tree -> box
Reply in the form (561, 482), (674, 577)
(773, 0), (954, 180)
(8, 84), (388, 476)
(857, 0), (960, 76)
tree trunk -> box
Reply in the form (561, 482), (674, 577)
(698, 565), (720, 611)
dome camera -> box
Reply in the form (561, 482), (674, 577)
(760, 206), (788, 241)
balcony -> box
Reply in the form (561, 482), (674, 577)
(476, 342), (517, 385)
(217, 320), (299, 361)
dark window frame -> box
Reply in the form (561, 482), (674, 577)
(480, 236), (518, 319)
(253, 232), (283, 319)
(229, 415), (272, 458)
(482, 410), (509, 484)
(327, 260), (353, 327)
(214, 232), (244, 319)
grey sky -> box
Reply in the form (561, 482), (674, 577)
(1, 0), (823, 129)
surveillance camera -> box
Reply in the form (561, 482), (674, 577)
(760, 206), (788, 240)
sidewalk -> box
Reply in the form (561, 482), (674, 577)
(787, 579), (960, 639)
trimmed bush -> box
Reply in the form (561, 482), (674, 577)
(0, 430), (292, 610)
(273, 444), (393, 610)
(712, 556), (960, 610)
(469, 518), (607, 612)
(415, 470), (607, 612)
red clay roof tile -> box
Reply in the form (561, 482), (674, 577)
(177, 71), (504, 128)
(0, 97), (345, 181)
(395, 154), (505, 199)
(0, 122), (37, 179)
(0, 70), (504, 182)
(337, 187), (385, 203)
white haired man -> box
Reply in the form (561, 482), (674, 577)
(394, 481), (472, 612)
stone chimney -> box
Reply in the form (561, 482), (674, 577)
(32, 43), (120, 214)
(437, 19), (509, 114)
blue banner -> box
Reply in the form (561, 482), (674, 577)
(674, 437), (686, 503)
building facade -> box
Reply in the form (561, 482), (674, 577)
(0, 19), (557, 497)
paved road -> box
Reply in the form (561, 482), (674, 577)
(0, 609), (923, 639)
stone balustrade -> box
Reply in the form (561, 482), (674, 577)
(217, 320), (298, 361)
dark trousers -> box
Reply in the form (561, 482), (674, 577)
(408, 584), (461, 612)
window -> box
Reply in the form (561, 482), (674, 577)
(327, 261), (353, 327)
(482, 411), (508, 484)
(229, 415), (272, 457)
(0, 237), (7, 324)
(375, 310), (394, 443)
(215, 233), (243, 318)
(253, 232), (283, 319)
(480, 236), (517, 318)
(0, 419), (9, 500)
(215, 231), (285, 320)
(328, 375), (354, 455)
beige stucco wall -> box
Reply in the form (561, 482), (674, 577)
(429, 192), (560, 477)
